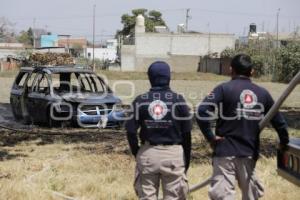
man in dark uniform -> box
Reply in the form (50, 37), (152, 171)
(126, 61), (192, 200)
(196, 54), (289, 200)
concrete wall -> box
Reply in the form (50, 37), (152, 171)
(0, 49), (19, 59)
(171, 35), (208, 55)
(135, 55), (199, 72)
(121, 45), (136, 71)
(209, 36), (236, 55)
(0, 60), (19, 72)
(121, 32), (235, 72)
(135, 32), (235, 57)
(135, 33), (171, 57)
(0, 43), (24, 48)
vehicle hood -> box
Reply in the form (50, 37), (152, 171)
(59, 92), (121, 104)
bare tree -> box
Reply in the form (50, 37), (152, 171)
(0, 17), (16, 42)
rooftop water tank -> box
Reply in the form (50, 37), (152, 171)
(249, 23), (257, 33)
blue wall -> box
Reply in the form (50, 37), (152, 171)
(41, 35), (58, 48)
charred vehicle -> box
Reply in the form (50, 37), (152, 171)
(10, 66), (126, 128)
(277, 138), (300, 186)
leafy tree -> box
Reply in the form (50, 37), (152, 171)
(121, 14), (136, 37)
(221, 38), (300, 82)
(17, 31), (30, 44)
(149, 10), (162, 21)
(120, 9), (167, 36)
(275, 42), (300, 82)
(132, 8), (147, 16)
(221, 37), (277, 78)
(17, 28), (34, 46)
(27, 28), (34, 45)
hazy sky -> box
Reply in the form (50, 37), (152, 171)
(1, 0), (300, 41)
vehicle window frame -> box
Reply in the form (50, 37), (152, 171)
(27, 72), (38, 89)
(49, 73), (60, 94)
(84, 73), (96, 92)
(31, 72), (51, 95)
(77, 73), (93, 92)
(13, 72), (29, 89)
(96, 76), (107, 93)
(85, 72), (106, 93)
(89, 73), (104, 93)
(69, 72), (80, 92)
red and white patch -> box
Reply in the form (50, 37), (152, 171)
(240, 89), (258, 109)
(244, 94), (253, 104)
(148, 100), (168, 120)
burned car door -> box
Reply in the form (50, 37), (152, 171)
(27, 72), (52, 124)
(10, 71), (30, 120)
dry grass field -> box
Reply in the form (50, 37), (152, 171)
(0, 71), (300, 200)
(1, 129), (300, 200)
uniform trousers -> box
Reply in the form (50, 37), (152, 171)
(134, 144), (188, 200)
(209, 157), (264, 200)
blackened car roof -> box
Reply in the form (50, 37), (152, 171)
(20, 65), (93, 74)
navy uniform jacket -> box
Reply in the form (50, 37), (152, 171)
(126, 87), (192, 169)
(126, 61), (192, 170)
(126, 90), (192, 169)
(197, 76), (289, 159)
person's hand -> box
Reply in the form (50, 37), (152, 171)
(209, 136), (225, 149)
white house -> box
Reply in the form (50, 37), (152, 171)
(85, 47), (117, 62)
(85, 39), (118, 62)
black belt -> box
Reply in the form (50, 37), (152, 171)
(142, 141), (182, 146)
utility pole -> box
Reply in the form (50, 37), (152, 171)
(92, 4), (96, 71)
(67, 35), (70, 53)
(33, 18), (36, 49)
(276, 8), (280, 48)
(207, 23), (211, 55)
(185, 8), (191, 32)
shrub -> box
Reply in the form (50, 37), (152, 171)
(274, 42), (300, 82)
